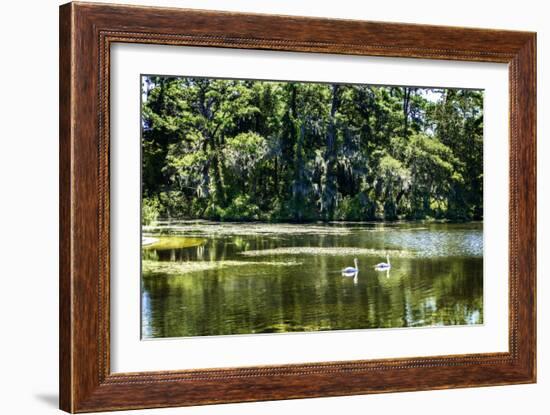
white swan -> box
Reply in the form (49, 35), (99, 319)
(374, 255), (391, 271)
(342, 258), (359, 277)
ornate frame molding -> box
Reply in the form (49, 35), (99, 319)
(60, 2), (536, 412)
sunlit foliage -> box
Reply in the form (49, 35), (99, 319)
(141, 77), (483, 223)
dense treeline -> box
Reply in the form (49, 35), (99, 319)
(141, 76), (483, 224)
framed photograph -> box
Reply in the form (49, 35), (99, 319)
(59, 2), (536, 412)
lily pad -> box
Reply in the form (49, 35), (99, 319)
(142, 259), (303, 275)
(239, 246), (415, 258)
(142, 236), (206, 250)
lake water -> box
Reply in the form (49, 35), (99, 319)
(141, 221), (483, 338)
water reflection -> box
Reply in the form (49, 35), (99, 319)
(141, 222), (483, 338)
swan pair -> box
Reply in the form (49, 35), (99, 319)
(341, 255), (391, 277)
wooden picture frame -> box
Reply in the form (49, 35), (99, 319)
(59, 2), (536, 412)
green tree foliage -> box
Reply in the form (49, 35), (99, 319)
(141, 76), (483, 223)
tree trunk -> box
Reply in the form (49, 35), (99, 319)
(323, 84), (340, 220)
(403, 87), (412, 139)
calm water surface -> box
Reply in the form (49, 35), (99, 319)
(141, 222), (483, 338)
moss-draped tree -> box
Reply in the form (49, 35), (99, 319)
(141, 76), (483, 224)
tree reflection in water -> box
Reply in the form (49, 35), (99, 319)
(141, 222), (483, 338)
